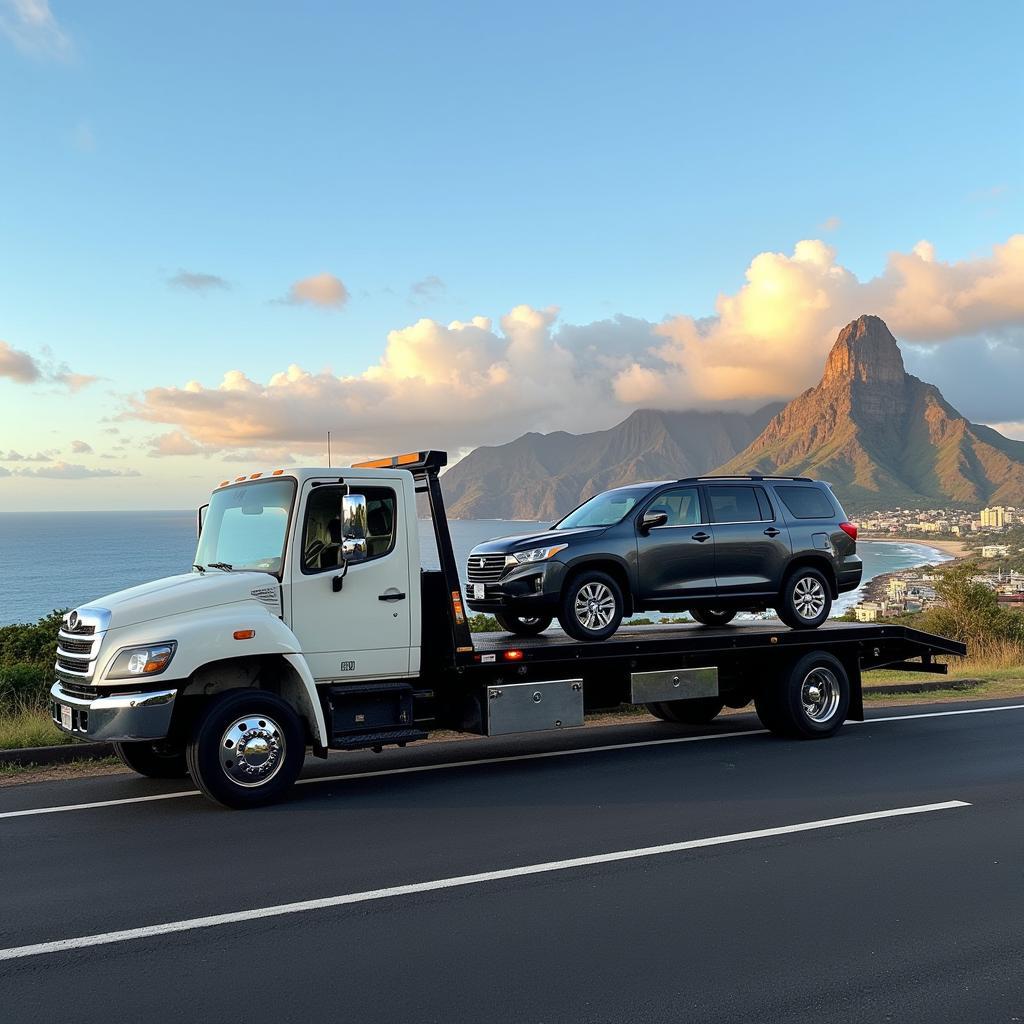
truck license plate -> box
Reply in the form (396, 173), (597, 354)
(60, 705), (72, 731)
(472, 584), (486, 600)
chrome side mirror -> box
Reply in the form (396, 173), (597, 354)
(341, 493), (368, 563)
(640, 509), (669, 533)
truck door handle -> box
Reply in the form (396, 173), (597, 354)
(764, 527), (781, 537)
(378, 591), (406, 602)
(692, 532), (711, 543)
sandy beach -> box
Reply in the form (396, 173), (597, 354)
(862, 536), (969, 559)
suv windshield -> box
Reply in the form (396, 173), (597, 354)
(554, 487), (651, 529)
(195, 478), (294, 574)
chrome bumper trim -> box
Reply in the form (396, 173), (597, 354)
(50, 681), (178, 742)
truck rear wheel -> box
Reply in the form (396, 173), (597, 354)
(755, 651), (850, 739)
(186, 690), (305, 808)
(494, 612), (553, 636)
(113, 740), (188, 779)
(646, 698), (724, 725)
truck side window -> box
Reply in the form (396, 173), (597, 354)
(301, 486), (398, 574)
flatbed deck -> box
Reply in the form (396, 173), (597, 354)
(468, 620), (965, 667)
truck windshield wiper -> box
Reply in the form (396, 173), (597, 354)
(207, 562), (233, 571)
(192, 564), (205, 574)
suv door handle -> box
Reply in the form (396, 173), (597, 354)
(692, 532), (711, 543)
(378, 591), (406, 602)
(764, 527), (781, 537)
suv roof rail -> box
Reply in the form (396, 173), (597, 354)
(678, 474), (814, 483)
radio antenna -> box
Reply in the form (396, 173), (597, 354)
(327, 431), (332, 468)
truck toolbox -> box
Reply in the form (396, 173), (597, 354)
(486, 678), (584, 736)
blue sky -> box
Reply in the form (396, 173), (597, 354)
(1, 0), (1022, 509)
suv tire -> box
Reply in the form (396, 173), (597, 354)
(777, 566), (832, 629)
(494, 612), (552, 636)
(689, 607), (736, 627)
(186, 690), (306, 809)
(558, 570), (624, 642)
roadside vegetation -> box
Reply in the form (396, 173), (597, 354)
(0, 610), (69, 749)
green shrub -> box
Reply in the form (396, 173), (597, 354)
(468, 613), (500, 633)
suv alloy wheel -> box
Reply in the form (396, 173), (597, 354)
(558, 570), (624, 641)
(776, 566), (832, 629)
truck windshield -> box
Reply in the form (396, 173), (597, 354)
(195, 478), (295, 575)
(553, 486), (651, 529)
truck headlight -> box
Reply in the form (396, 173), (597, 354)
(513, 544), (567, 564)
(105, 642), (177, 680)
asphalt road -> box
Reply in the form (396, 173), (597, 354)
(2, 698), (1023, 1023)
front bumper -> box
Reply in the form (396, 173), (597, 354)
(465, 560), (567, 613)
(50, 681), (178, 742)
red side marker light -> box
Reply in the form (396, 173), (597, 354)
(840, 522), (858, 541)
(504, 649), (524, 661)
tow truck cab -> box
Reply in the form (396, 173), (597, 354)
(51, 451), (965, 808)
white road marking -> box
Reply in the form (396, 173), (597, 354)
(0, 800), (969, 962)
(1, 702), (1021, 821)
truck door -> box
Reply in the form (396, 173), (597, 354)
(635, 485), (717, 601)
(286, 479), (412, 681)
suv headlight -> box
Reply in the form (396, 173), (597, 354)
(513, 544), (568, 564)
(105, 642), (177, 680)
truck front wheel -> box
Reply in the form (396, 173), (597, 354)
(186, 690), (306, 808)
(113, 740), (188, 779)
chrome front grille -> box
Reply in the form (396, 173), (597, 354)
(467, 553), (512, 583)
(56, 654), (91, 675)
(64, 621), (96, 636)
(58, 636), (94, 655)
(57, 680), (102, 701)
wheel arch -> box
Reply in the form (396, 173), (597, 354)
(177, 653), (328, 753)
(562, 557), (634, 616)
(782, 553), (839, 599)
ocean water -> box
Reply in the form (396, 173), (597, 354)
(0, 511), (949, 626)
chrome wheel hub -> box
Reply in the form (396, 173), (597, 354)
(801, 668), (841, 722)
(793, 576), (826, 619)
(574, 582), (616, 631)
(220, 715), (285, 788)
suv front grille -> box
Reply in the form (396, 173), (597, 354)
(467, 553), (511, 583)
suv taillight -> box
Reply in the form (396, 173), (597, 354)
(840, 522), (858, 541)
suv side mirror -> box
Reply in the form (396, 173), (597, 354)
(640, 509), (669, 533)
(341, 493), (368, 563)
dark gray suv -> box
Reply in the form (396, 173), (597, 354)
(465, 476), (862, 641)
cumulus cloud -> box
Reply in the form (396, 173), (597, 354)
(820, 216), (842, 232)
(12, 462), (141, 479)
(70, 439), (93, 454)
(0, 339), (96, 391)
(0, 340), (41, 383)
(147, 430), (207, 457)
(127, 235), (1024, 457)
(168, 270), (230, 293)
(0, 0), (71, 58)
(277, 272), (349, 310)
(3, 448), (58, 462)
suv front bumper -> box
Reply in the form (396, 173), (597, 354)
(51, 681), (177, 742)
(465, 560), (567, 614)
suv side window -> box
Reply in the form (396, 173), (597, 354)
(301, 485), (398, 574)
(707, 485), (767, 524)
(646, 486), (701, 526)
(774, 485), (835, 520)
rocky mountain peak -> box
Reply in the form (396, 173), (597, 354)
(822, 314), (906, 388)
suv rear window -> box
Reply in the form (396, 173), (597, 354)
(774, 485), (835, 519)
(707, 485), (766, 523)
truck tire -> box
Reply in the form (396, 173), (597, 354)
(646, 697), (724, 725)
(689, 608), (736, 627)
(755, 651), (850, 739)
(494, 612), (553, 636)
(776, 567), (832, 629)
(557, 570), (624, 642)
(185, 690), (306, 809)
(113, 740), (188, 779)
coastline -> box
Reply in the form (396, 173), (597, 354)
(861, 536), (968, 559)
